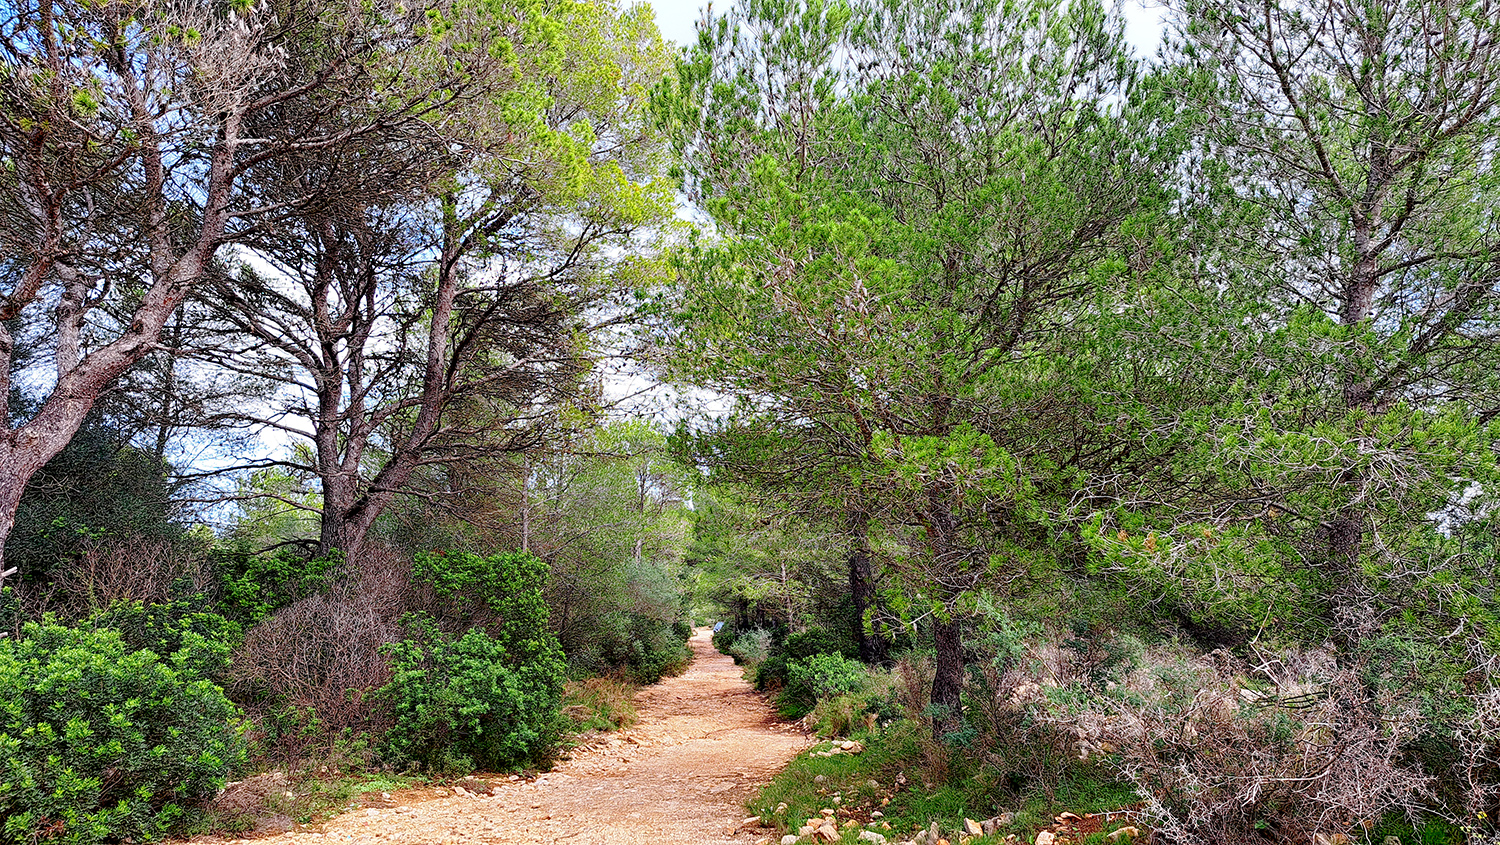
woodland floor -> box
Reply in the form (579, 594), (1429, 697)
(216, 628), (809, 845)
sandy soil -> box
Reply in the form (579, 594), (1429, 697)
(235, 628), (809, 845)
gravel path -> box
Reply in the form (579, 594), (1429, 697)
(234, 628), (809, 845)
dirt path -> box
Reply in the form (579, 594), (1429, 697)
(241, 628), (809, 845)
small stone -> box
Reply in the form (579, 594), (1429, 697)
(776, 802), (789, 814)
(963, 819), (983, 836)
(1383, 839), (1401, 845)
(844, 819), (860, 829)
(1106, 827), (1140, 842)
(743, 817), (762, 827)
(817, 823), (840, 842)
(781, 837), (800, 845)
(859, 832), (888, 845)
(928, 822), (940, 843)
(814, 775), (827, 784)
(822, 808), (837, 817)
(872, 811), (884, 819)
(453, 786), (470, 797)
(1035, 833), (1056, 845)
(867, 780), (880, 790)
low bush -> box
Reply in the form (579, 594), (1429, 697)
(593, 612), (691, 684)
(377, 615), (565, 772)
(778, 653), (867, 718)
(1092, 649), (1435, 844)
(805, 669), (897, 737)
(712, 623), (740, 656)
(0, 623), (246, 845)
(228, 548), (412, 764)
(756, 627), (859, 692)
(726, 627), (772, 667)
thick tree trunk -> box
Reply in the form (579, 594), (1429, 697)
(930, 614), (965, 740)
(846, 512), (887, 665)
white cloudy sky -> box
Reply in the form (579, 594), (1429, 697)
(639, 0), (1169, 56)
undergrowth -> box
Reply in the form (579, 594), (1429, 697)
(748, 720), (1139, 845)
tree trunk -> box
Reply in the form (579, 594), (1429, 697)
(847, 511), (887, 665)
(930, 614), (965, 740)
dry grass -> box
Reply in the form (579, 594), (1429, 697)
(562, 676), (640, 733)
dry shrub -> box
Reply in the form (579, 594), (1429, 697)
(207, 771), (294, 836)
(895, 652), (949, 781)
(229, 544), (414, 761)
(1449, 687), (1500, 823)
(964, 653), (1090, 800)
(45, 534), (210, 619)
(1087, 646), (1433, 844)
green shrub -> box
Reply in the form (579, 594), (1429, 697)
(380, 549), (567, 772)
(378, 616), (565, 772)
(212, 546), (342, 626)
(756, 627), (858, 691)
(0, 623), (246, 845)
(565, 610), (692, 684)
(613, 613), (692, 684)
(778, 653), (868, 718)
(712, 623), (741, 656)
(726, 627), (772, 667)
(86, 598), (242, 680)
(412, 549), (554, 658)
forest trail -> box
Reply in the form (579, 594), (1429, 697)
(235, 628), (808, 845)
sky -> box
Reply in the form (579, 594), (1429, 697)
(638, 0), (1170, 57)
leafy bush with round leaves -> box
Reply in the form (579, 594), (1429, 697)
(0, 623), (246, 845)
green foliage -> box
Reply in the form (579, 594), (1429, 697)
(5, 423), (183, 580)
(412, 549), (556, 661)
(0, 623), (245, 845)
(712, 622), (743, 657)
(756, 627), (858, 691)
(86, 598), (242, 680)
(725, 627), (772, 667)
(778, 653), (867, 718)
(377, 549), (566, 771)
(377, 615), (564, 772)
(212, 546), (342, 626)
